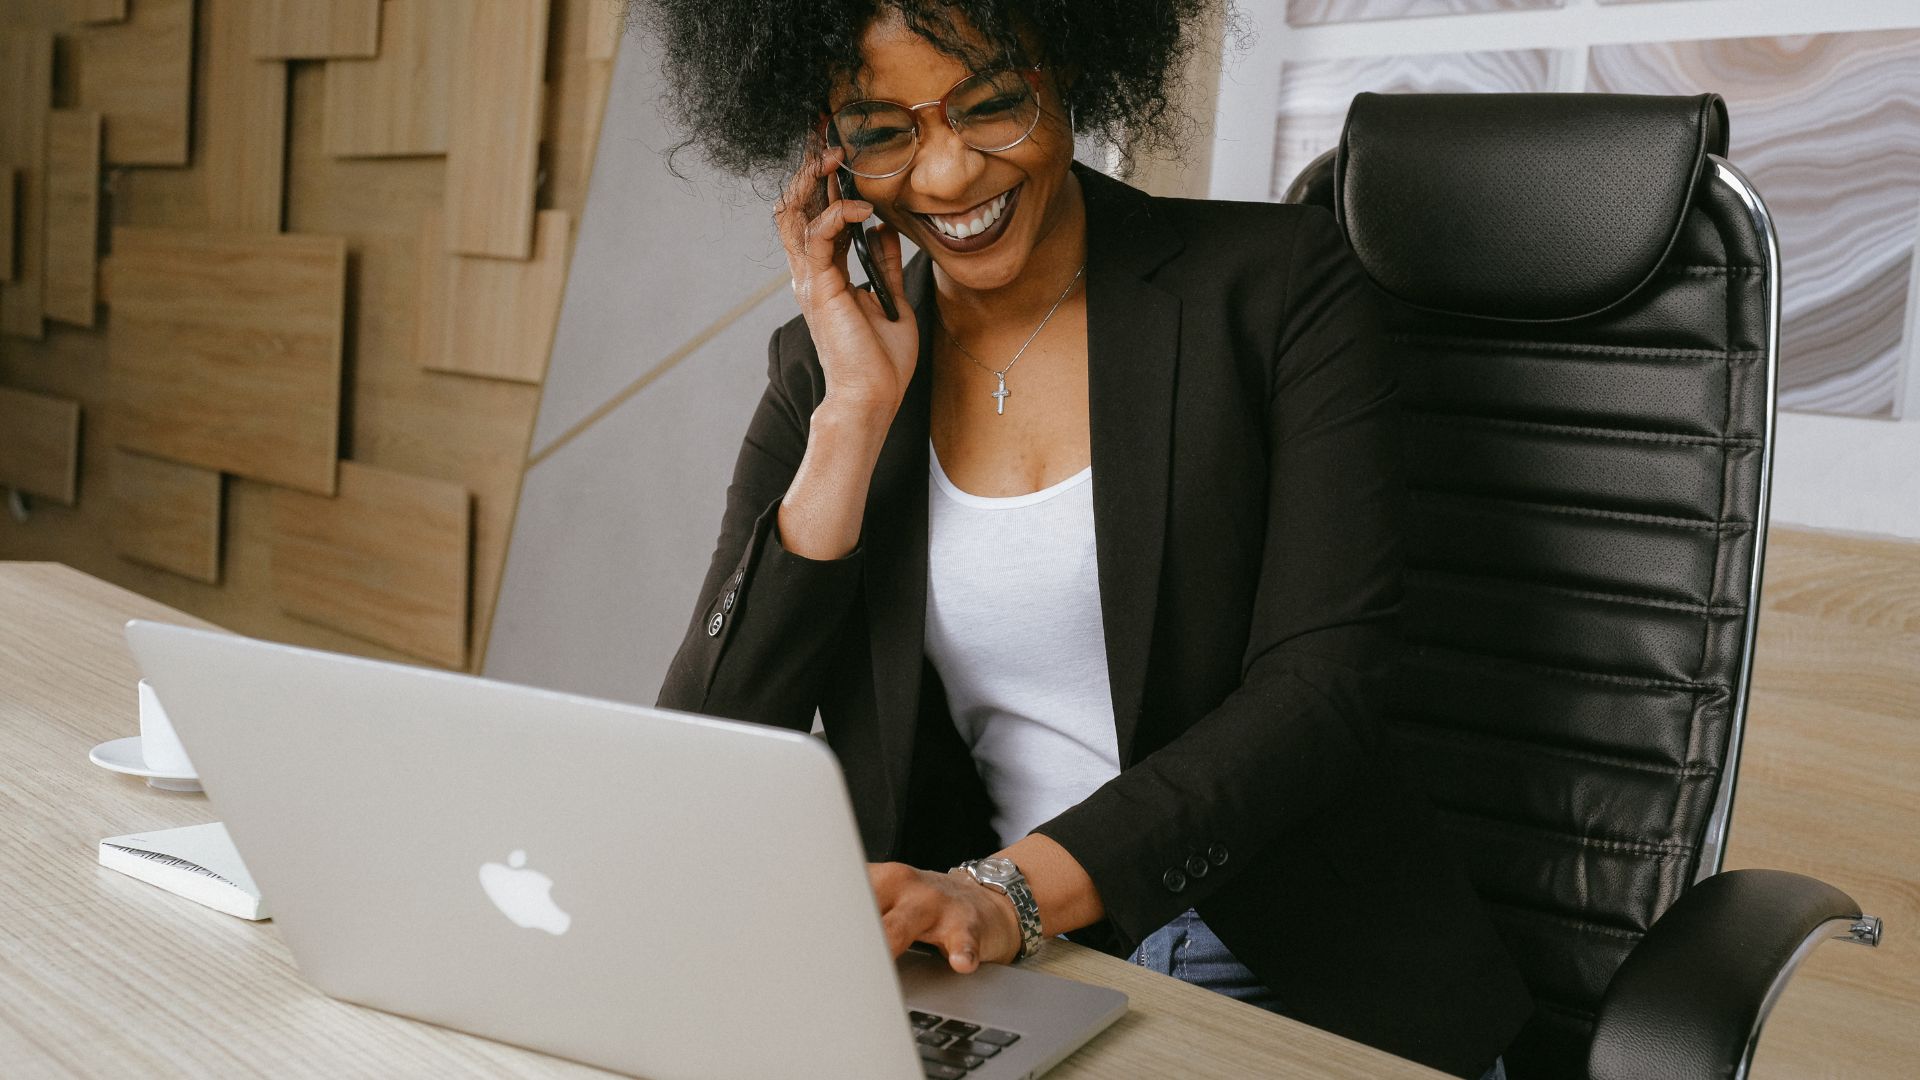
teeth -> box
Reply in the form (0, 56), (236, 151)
(930, 190), (1011, 241)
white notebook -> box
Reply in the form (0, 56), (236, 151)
(98, 821), (269, 921)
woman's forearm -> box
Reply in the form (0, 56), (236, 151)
(1000, 832), (1104, 938)
(775, 399), (897, 561)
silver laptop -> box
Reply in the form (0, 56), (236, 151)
(124, 620), (1125, 1080)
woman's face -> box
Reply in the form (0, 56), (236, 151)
(828, 12), (1078, 295)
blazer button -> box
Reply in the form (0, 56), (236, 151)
(706, 612), (724, 637)
(1185, 854), (1210, 878)
(1162, 868), (1187, 894)
(722, 589), (737, 612)
(1207, 843), (1229, 867)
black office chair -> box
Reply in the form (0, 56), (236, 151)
(1283, 93), (1883, 1080)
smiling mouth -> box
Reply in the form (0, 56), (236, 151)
(915, 184), (1021, 253)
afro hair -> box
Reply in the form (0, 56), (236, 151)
(627, 0), (1227, 182)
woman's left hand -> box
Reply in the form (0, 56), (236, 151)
(867, 862), (1023, 973)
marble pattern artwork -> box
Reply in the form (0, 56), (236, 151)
(1286, 0), (1564, 27)
(1590, 32), (1920, 417)
(1269, 49), (1563, 199)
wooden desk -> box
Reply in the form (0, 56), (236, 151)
(0, 562), (1441, 1079)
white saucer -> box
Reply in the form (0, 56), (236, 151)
(89, 736), (202, 792)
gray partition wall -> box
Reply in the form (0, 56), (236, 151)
(484, 33), (803, 704)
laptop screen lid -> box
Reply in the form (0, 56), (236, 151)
(123, 619), (922, 1080)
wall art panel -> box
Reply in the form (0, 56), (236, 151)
(1591, 31), (1920, 416)
(1287, 0), (1564, 27)
(1270, 47), (1563, 199)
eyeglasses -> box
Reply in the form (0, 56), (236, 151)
(827, 64), (1046, 180)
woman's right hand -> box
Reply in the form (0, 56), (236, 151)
(774, 144), (919, 419)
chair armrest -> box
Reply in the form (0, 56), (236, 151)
(1587, 868), (1880, 1080)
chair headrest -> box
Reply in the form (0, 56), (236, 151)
(1334, 92), (1729, 323)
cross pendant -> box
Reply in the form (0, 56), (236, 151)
(991, 373), (1010, 415)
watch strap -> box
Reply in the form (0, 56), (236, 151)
(960, 859), (1045, 960)
(1002, 875), (1044, 960)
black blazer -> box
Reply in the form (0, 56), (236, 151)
(658, 163), (1532, 1078)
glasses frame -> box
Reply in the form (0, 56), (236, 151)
(827, 63), (1047, 180)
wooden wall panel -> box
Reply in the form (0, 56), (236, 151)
(444, 0), (549, 258)
(0, 29), (51, 339)
(111, 449), (223, 584)
(77, 0), (129, 22)
(250, 0), (379, 59)
(425, 209), (570, 383)
(281, 58), (545, 675)
(203, 0), (288, 231)
(45, 110), (102, 328)
(270, 461), (470, 667)
(77, 0), (195, 167)
(0, 0), (613, 677)
(585, 0), (619, 61)
(0, 385), (81, 505)
(0, 168), (14, 282)
(411, 207), (450, 375)
(577, 0), (620, 186)
(324, 0), (453, 158)
(105, 227), (346, 495)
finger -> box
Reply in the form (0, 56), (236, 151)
(937, 920), (981, 974)
(776, 144), (844, 229)
(801, 199), (873, 272)
(779, 142), (839, 211)
(879, 909), (912, 957)
(867, 861), (912, 905)
(775, 170), (824, 268)
(881, 903), (937, 958)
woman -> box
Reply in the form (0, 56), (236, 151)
(643, 3), (1531, 1076)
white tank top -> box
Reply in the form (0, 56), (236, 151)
(924, 440), (1122, 851)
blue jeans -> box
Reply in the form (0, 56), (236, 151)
(1126, 909), (1507, 1080)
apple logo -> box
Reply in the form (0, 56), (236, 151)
(478, 849), (572, 935)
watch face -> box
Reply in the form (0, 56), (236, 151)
(974, 857), (1018, 885)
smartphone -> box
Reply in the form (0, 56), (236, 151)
(834, 163), (900, 322)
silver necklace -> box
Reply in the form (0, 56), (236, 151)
(939, 263), (1086, 416)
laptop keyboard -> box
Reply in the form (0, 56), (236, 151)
(908, 1010), (1022, 1079)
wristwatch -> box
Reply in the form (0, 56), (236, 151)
(956, 857), (1044, 960)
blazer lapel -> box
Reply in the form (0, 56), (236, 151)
(1079, 165), (1184, 765)
(866, 255), (938, 832)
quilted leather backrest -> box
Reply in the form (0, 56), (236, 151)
(1336, 92), (1730, 322)
(1291, 93), (1771, 1079)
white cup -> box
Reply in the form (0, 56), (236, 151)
(138, 679), (197, 782)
